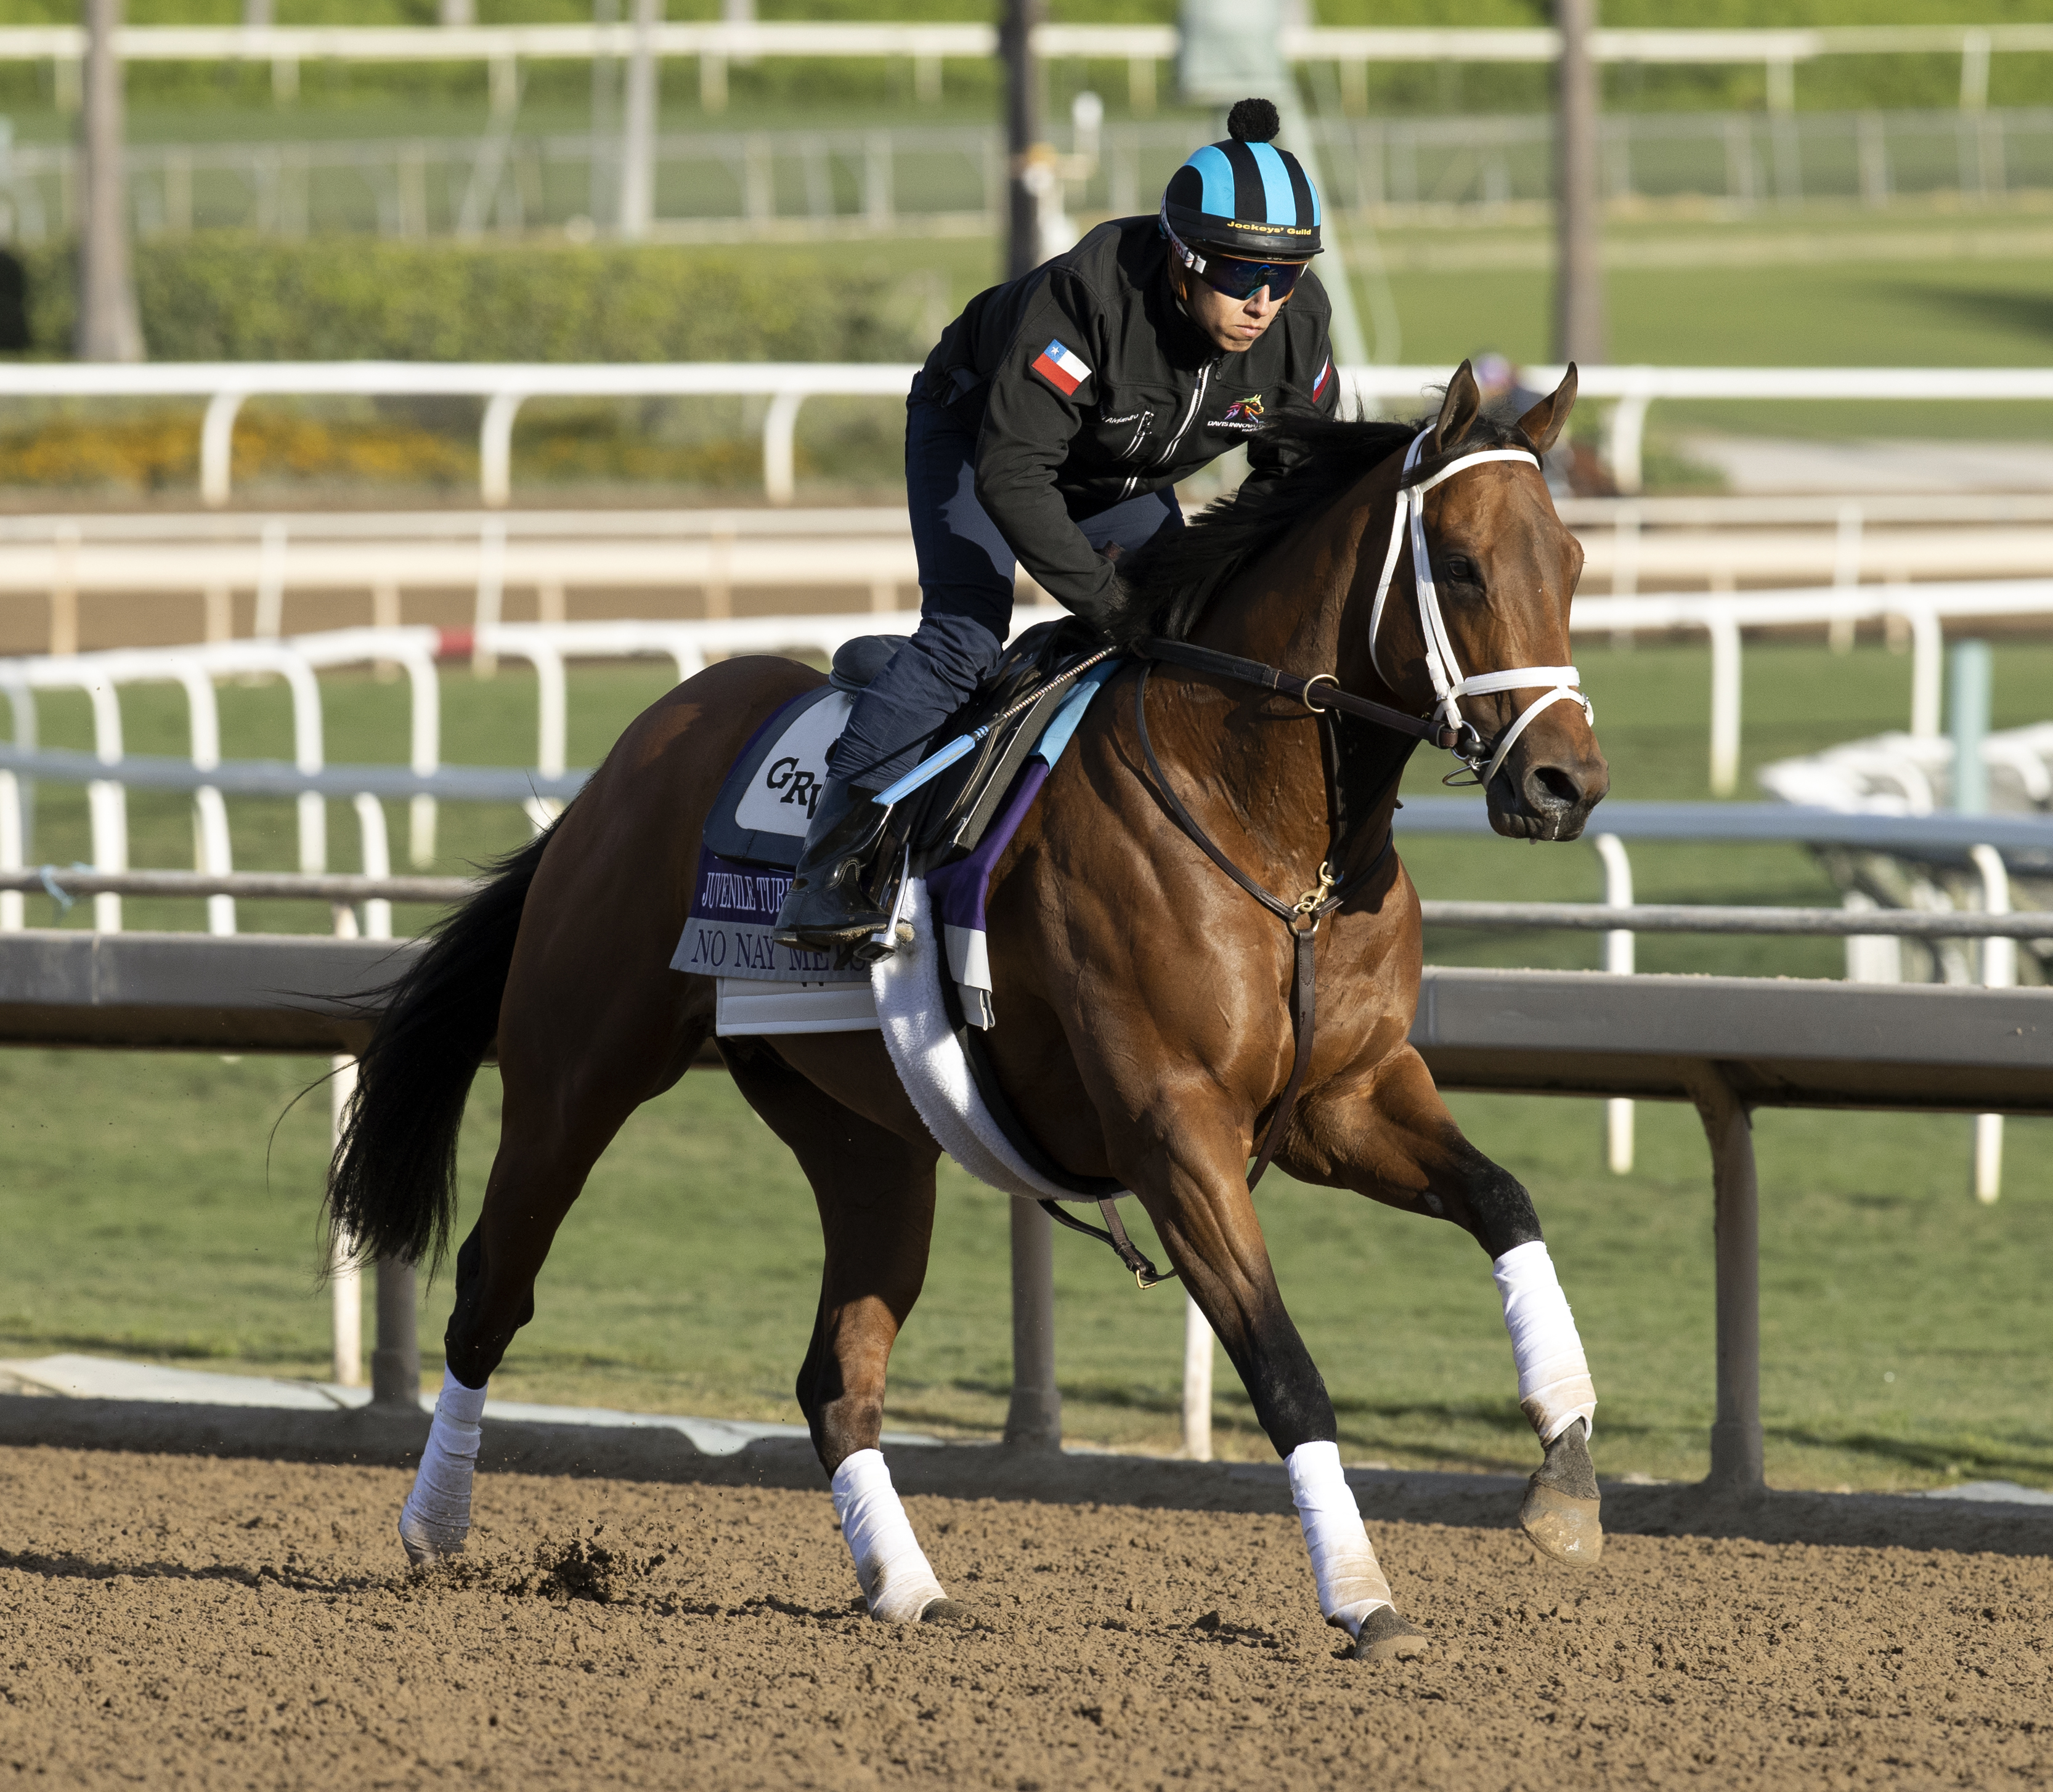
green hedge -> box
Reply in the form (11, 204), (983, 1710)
(12, 235), (924, 363)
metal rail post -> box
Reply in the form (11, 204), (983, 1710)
(370, 1258), (420, 1409)
(1593, 830), (1635, 1174)
(328, 1060), (363, 1386)
(1002, 1196), (1061, 1449)
(618, 0), (659, 237)
(995, 0), (1061, 1456)
(1181, 1293), (1214, 1461)
(1552, 0), (1606, 367)
(1689, 1065), (1764, 1494)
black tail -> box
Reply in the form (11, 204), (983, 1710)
(325, 823), (556, 1274)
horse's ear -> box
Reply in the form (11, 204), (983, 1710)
(1431, 360), (1482, 455)
(1516, 363), (1579, 456)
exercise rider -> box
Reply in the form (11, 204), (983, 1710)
(773, 95), (1341, 951)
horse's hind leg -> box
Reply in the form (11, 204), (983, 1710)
(399, 979), (713, 1564)
(721, 1038), (971, 1626)
(1289, 1047), (1603, 1568)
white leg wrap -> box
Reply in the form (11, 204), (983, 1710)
(831, 1448), (948, 1624)
(397, 1369), (487, 1563)
(1285, 1440), (1394, 1637)
(1494, 1240), (1598, 1445)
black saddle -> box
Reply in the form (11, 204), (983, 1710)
(831, 615), (1108, 873)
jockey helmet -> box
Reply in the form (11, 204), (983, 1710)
(1160, 97), (1323, 286)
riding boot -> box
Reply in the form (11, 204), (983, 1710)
(772, 774), (895, 950)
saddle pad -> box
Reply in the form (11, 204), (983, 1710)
(701, 684), (848, 867)
(679, 685), (872, 1032)
(672, 849), (869, 986)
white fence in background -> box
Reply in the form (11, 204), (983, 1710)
(6, 107), (2049, 246)
(3, 18), (2051, 116)
(0, 614), (888, 934)
(7, 575), (2053, 938)
(8, 492), (2053, 604)
(7, 362), (2053, 506)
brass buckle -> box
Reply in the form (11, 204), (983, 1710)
(1293, 860), (1337, 923)
(1300, 672), (1340, 715)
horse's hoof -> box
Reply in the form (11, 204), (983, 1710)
(1350, 1607), (1428, 1663)
(919, 1598), (981, 1629)
(1519, 1478), (1603, 1568)
(398, 1524), (459, 1567)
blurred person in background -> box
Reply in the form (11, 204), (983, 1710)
(776, 95), (1340, 949)
(1476, 349), (1600, 499)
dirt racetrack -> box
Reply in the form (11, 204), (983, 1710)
(3, 1437), (2050, 1790)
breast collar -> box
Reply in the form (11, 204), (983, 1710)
(1365, 428), (1593, 789)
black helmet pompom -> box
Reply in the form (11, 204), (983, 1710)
(1226, 97), (1280, 144)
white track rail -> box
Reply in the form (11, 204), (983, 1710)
(5, 362), (2053, 506)
(4, 574), (2052, 932)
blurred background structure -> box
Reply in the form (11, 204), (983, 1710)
(0, 0), (2050, 1496)
(2, 1), (2053, 500)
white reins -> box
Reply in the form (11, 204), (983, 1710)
(1366, 429), (1593, 789)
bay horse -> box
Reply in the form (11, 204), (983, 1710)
(328, 360), (1609, 1662)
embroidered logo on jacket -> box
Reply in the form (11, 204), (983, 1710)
(1209, 394), (1266, 434)
(1030, 339), (1092, 396)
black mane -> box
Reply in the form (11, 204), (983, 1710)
(1106, 407), (1526, 644)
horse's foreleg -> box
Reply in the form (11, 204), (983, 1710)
(1119, 1113), (1423, 1660)
(1289, 1047), (1603, 1566)
(723, 1040), (970, 1626)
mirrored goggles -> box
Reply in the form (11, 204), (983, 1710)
(1193, 253), (1309, 303)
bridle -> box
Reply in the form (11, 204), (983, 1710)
(1367, 428), (1593, 789)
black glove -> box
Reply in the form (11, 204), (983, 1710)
(1064, 569), (1137, 643)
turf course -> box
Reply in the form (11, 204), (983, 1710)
(1, 638), (2047, 1493)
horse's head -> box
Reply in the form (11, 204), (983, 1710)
(1360, 360), (1608, 841)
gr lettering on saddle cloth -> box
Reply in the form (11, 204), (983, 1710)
(731, 689), (850, 834)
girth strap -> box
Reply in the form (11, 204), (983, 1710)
(1038, 1196), (1174, 1289)
(1132, 660), (1394, 1192)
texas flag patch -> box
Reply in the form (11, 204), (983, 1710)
(1312, 355), (1333, 402)
(1030, 338), (1092, 397)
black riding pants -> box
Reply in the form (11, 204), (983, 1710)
(826, 386), (1183, 793)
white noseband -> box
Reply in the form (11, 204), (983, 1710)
(1366, 429), (1594, 790)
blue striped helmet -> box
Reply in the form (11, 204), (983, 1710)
(1161, 97), (1322, 264)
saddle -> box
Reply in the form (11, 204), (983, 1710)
(709, 615), (1111, 882)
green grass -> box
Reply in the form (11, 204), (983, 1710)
(1, 1052), (2046, 1495)
(1, 638), (2049, 1493)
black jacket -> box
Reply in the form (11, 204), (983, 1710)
(917, 214), (1340, 618)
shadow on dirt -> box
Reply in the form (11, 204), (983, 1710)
(5, 1392), (2048, 1561)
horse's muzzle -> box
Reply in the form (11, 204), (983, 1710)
(1487, 751), (1609, 842)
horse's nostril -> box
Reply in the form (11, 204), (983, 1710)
(1527, 764), (1583, 813)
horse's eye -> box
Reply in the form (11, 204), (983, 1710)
(1442, 554), (1481, 588)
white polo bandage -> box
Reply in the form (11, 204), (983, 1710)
(398, 1368), (487, 1561)
(831, 1449), (948, 1624)
(1493, 1240), (1597, 1445)
(1285, 1440), (1394, 1637)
